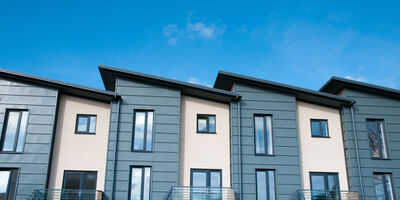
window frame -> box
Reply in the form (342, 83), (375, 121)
(0, 109), (29, 153)
(0, 168), (18, 200)
(310, 119), (330, 138)
(366, 119), (390, 160)
(255, 169), (276, 200)
(196, 114), (216, 134)
(254, 114), (274, 156)
(74, 114), (97, 134)
(132, 110), (154, 152)
(128, 166), (152, 200)
(373, 172), (395, 200)
(190, 169), (222, 187)
(62, 170), (98, 190)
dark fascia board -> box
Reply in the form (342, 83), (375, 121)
(98, 65), (240, 103)
(214, 71), (354, 107)
(320, 76), (400, 99)
(0, 68), (117, 102)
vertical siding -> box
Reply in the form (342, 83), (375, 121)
(231, 82), (301, 199)
(342, 88), (400, 200)
(0, 77), (58, 200)
(104, 77), (180, 200)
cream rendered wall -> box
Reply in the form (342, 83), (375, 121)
(48, 95), (110, 190)
(296, 101), (348, 190)
(179, 95), (231, 187)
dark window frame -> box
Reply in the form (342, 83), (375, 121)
(190, 169), (222, 187)
(128, 166), (152, 200)
(0, 109), (29, 153)
(75, 114), (97, 134)
(255, 169), (276, 200)
(310, 119), (329, 138)
(132, 110), (154, 152)
(309, 172), (340, 191)
(373, 172), (395, 200)
(0, 168), (18, 200)
(254, 114), (274, 156)
(196, 114), (216, 134)
(62, 170), (98, 190)
(366, 119), (390, 159)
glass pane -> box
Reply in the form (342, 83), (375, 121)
(385, 174), (394, 200)
(143, 167), (151, 200)
(255, 116), (265, 154)
(311, 120), (320, 136)
(145, 112), (153, 151)
(327, 174), (339, 191)
(268, 171), (275, 200)
(374, 174), (385, 200)
(197, 117), (207, 132)
(0, 170), (10, 199)
(256, 171), (267, 200)
(130, 168), (143, 200)
(64, 173), (81, 189)
(89, 116), (96, 133)
(265, 116), (273, 155)
(77, 116), (88, 132)
(210, 172), (221, 187)
(84, 172), (97, 190)
(2, 111), (19, 151)
(209, 116), (216, 132)
(367, 120), (381, 158)
(192, 172), (207, 187)
(16, 111), (28, 152)
(134, 112), (146, 150)
(311, 174), (326, 199)
(321, 121), (328, 137)
(378, 121), (388, 158)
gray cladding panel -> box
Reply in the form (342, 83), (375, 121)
(105, 77), (180, 200)
(342, 88), (400, 199)
(0, 77), (58, 200)
(231, 83), (301, 199)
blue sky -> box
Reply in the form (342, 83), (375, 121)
(1, 1), (399, 90)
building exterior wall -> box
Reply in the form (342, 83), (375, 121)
(296, 101), (348, 190)
(104, 77), (181, 200)
(231, 82), (301, 199)
(341, 88), (400, 199)
(178, 95), (231, 187)
(0, 77), (58, 199)
(48, 95), (110, 191)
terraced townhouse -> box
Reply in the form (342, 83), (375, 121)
(0, 66), (398, 200)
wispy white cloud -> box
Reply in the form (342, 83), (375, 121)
(187, 77), (212, 87)
(344, 75), (367, 82)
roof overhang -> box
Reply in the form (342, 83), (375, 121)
(99, 65), (240, 103)
(214, 71), (354, 108)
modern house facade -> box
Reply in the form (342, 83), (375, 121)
(0, 66), (398, 200)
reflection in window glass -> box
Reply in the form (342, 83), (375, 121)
(1, 110), (29, 152)
(374, 173), (394, 200)
(310, 119), (329, 137)
(75, 115), (97, 134)
(256, 170), (275, 200)
(0, 169), (17, 200)
(367, 120), (388, 159)
(133, 111), (154, 151)
(254, 115), (273, 155)
(130, 167), (151, 200)
(197, 115), (216, 133)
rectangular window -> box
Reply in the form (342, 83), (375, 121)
(62, 171), (97, 199)
(0, 169), (18, 200)
(366, 119), (389, 159)
(310, 119), (329, 137)
(310, 172), (340, 199)
(0, 110), (28, 152)
(256, 169), (275, 200)
(75, 114), (97, 134)
(197, 114), (216, 133)
(191, 169), (222, 200)
(130, 166), (151, 200)
(374, 173), (395, 200)
(254, 115), (273, 155)
(133, 111), (154, 151)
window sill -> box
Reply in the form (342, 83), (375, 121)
(371, 157), (391, 161)
(311, 136), (330, 138)
(0, 151), (23, 154)
(196, 131), (217, 134)
(132, 150), (154, 153)
(75, 132), (96, 135)
(255, 154), (275, 157)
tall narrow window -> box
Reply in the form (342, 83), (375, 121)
(374, 173), (395, 200)
(197, 114), (216, 133)
(366, 119), (389, 159)
(75, 115), (97, 134)
(133, 111), (154, 151)
(0, 169), (18, 200)
(256, 169), (275, 200)
(130, 167), (151, 200)
(310, 119), (329, 137)
(254, 115), (273, 155)
(310, 172), (340, 199)
(0, 110), (28, 152)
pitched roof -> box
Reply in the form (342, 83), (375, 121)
(99, 65), (240, 103)
(214, 71), (354, 107)
(320, 76), (400, 99)
(0, 68), (117, 102)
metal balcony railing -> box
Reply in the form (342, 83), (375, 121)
(165, 186), (236, 200)
(29, 189), (103, 200)
(291, 189), (359, 200)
